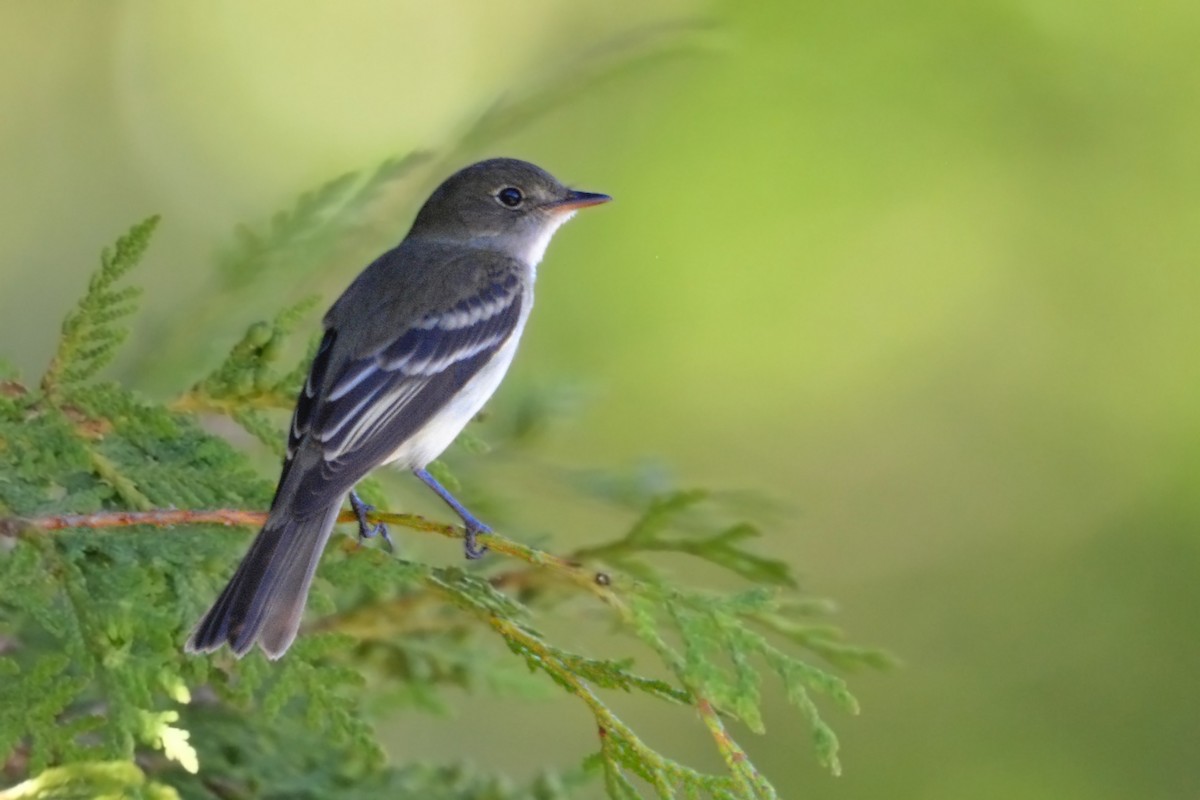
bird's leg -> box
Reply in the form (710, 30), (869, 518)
(412, 468), (490, 559)
(348, 489), (394, 552)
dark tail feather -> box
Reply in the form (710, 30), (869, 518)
(185, 502), (341, 659)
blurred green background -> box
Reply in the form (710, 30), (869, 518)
(3, 2), (1198, 798)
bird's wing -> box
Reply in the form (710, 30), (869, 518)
(276, 269), (524, 515)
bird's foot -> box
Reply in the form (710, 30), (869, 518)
(462, 519), (491, 560)
(349, 490), (394, 552)
(411, 467), (491, 560)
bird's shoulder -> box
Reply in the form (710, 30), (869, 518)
(324, 239), (528, 359)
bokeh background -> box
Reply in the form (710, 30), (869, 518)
(3, 2), (1198, 798)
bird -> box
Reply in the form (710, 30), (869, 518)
(185, 158), (610, 659)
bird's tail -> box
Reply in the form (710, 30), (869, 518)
(185, 501), (341, 659)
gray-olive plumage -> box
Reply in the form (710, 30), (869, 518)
(186, 158), (609, 658)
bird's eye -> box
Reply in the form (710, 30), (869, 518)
(496, 187), (523, 208)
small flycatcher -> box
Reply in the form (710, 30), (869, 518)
(186, 158), (610, 659)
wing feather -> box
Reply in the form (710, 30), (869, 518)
(277, 272), (524, 515)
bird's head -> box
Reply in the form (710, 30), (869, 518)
(410, 157), (610, 263)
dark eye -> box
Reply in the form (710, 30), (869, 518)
(497, 187), (523, 208)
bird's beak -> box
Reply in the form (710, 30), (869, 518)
(549, 190), (612, 213)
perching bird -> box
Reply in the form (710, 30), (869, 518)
(186, 158), (610, 658)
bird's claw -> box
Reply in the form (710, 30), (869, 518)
(463, 521), (491, 560)
(361, 521), (395, 552)
(349, 491), (394, 553)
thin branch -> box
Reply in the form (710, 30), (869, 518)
(3, 508), (611, 598)
(477, 611), (674, 796)
(695, 698), (771, 799)
(5, 508), (270, 535)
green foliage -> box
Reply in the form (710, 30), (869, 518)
(189, 296), (320, 405)
(40, 216), (159, 396)
(0, 223), (372, 791)
(2, 143), (886, 799)
(166, 703), (599, 800)
(0, 760), (177, 800)
(217, 154), (430, 293)
(177, 296), (322, 454)
(576, 490), (797, 587)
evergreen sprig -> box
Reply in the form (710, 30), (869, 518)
(239, 500), (886, 798)
(217, 154), (430, 292)
(575, 490), (796, 587)
(0, 760), (176, 800)
(40, 216), (159, 397)
(172, 296), (322, 454)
